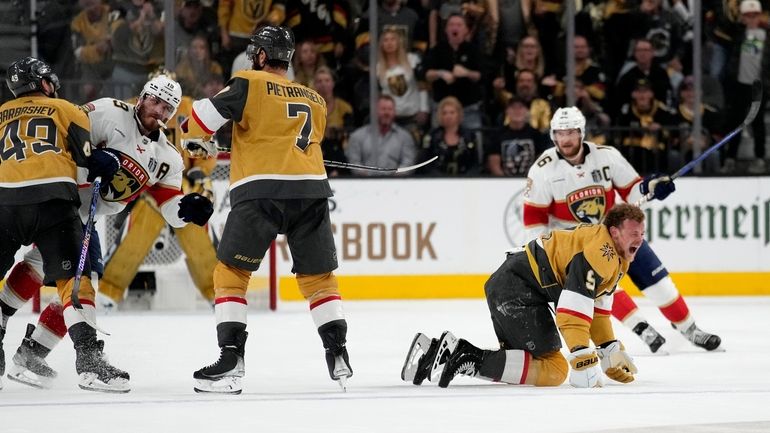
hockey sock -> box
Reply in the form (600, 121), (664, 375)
(0, 262), (44, 313)
(213, 262), (249, 343)
(611, 289), (647, 329)
(57, 277), (97, 330)
(479, 349), (568, 386)
(32, 303), (67, 352)
(640, 277), (693, 327)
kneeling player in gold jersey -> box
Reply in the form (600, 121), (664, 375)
(402, 203), (643, 388)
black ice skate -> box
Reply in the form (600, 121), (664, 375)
(438, 338), (485, 388)
(70, 322), (130, 393)
(675, 322), (722, 351)
(0, 312), (6, 390)
(401, 333), (441, 385)
(8, 323), (57, 389)
(632, 321), (667, 354)
(193, 330), (247, 395)
(325, 346), (353, 391)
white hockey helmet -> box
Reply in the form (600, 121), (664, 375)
(549, 106), (585, 143)
(139, 74), (182, 120)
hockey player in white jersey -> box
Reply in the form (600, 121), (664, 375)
(0, 75), (214, 392)
(523, 106), (721, 353)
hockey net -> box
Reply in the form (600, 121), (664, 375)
(32, 157), (278, 312)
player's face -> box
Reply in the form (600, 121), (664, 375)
(611, 219), (645, 261)
(553, 129), (581, 158)
(137, 94), (174, 130)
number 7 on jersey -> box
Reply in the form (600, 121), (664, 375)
(287, 102), (312, 151)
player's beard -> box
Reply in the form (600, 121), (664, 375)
(557, 138), (582, 161)
(135, 104), (163, 134)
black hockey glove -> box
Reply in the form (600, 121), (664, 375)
(640, 173), (675, 201)
(178, 193), (214, 226)
(87, 148), (121, 184)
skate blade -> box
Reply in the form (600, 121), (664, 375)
(7, 368), (55, 389)
(78, 372), (130, 393)
(336, 375), (348, 392)
(430, 331), (458, 381)
(193, 377), (243, 395)
(401, 333), (432, 382)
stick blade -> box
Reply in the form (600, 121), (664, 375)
(744, 80), (763, 127)
(395, 156), (438, 173)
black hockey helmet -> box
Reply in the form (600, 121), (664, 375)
(247, 25), (295, 64)
(5, 56), (60, 97)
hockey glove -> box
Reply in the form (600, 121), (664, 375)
(178, 193), (214, 226)
(87, 148), (121, 184)
(640, 173), (676, 201)
(185, 167), (214, 201)
(184, 137), (218, 159)
(567, 347), (603, 388)
(597, 340), (637, 383)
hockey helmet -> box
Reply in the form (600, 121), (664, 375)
(5, 56), (60, 97)
(247, 25), (295, 64)
(549, 106), (585, 143)
(139, 74), (182, 120)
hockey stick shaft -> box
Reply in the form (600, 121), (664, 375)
(636, 80), (763, 206)
(71, 177), (111, 335)
(324, 156), (438, 173)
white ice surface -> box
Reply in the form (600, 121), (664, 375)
(1, 297), (769, 433)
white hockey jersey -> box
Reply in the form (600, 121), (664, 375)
(523, 141), (644, 240)
(77, 98), (186, 227)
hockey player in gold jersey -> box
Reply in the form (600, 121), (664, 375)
(402, 204), (643, 389)
(182, 25), (353, 393)
(0, 57), (120, 391)
(97, 70), (217, 308)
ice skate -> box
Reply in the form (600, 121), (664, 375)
(7, 324), (57, 389)
(675, 322), (722, 351)
(429, 330), (458, 381)
(325, 346), (353, 392)
(0, 314), (5, 390)
(75, 339), (130, 393)
(193, 345), (246, 394)
(438, 338), (485, 388)
(401, 333), (441, 385)
(632, 321), (667, 354)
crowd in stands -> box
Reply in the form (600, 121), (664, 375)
(4, 0), (770, 176)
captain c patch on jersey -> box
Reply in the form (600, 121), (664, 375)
(567, 186), (606, 224)
(100, 151), (149, 202)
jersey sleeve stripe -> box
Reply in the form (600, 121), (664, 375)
(556, 290), (594, 320)
(148, 184), (183, 206)
(616, 177), (641, 201)
(523, 202), (550, 226)
(594, 307), (611, 316)
(556, 307), (592, 323)
(190, 100), (226, 135)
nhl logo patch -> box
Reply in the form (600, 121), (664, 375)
(567, 186), (606, 224)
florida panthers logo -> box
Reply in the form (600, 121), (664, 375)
(567, 186), (606, 224)
(100, 151), (149, 202)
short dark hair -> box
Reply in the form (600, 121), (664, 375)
(603, 203), (645, 229)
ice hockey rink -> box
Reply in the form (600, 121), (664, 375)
(1, 296), (769, 433)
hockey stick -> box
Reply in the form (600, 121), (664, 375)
(637, 80), (763, 206)
(71, 177), (111, 336)
(324, 156), (438, 174)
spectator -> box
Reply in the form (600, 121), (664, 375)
(109, 0), (165, 99)
(421, 96), (480, 175)
(345, 95), (417, 176)
(313, 66), (354, 177)
(292, 40), (327, 87)
(703, 0), (742, 81)
(422, 14), (484, 129)
(174, 0), (218, 61)
(575, 80), (612, 146)
(722, 0), (770, 174)
(71, 0), (114, 101)
(554, 35), (608, 110)
(635, 0), (687, 66)
(514, 69), (552, 132)
(616, 78), (677, 174)
(175, 34), (224, 99)
(531, 0), (563, 76)
(615, 38), (674, 113)
(355, 0), (422, 54)
(285, 0), (351, 68)
(671, 76), (723, 173)
(485, 97), (550, 176)
(217, 0), (285, 77)
(377, 29), (430, 141)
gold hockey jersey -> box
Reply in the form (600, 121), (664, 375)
(184, 69), (330, 204)
(525, 224), (629, 351)
(0, 95), (91, 205)
(219, 0), (286, 38)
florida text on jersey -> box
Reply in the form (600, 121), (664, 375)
(0, 95), (91, 204)
(185, 69), (330, 204)
(79, 98), (186, 226)
(523, 141), (644, 239)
